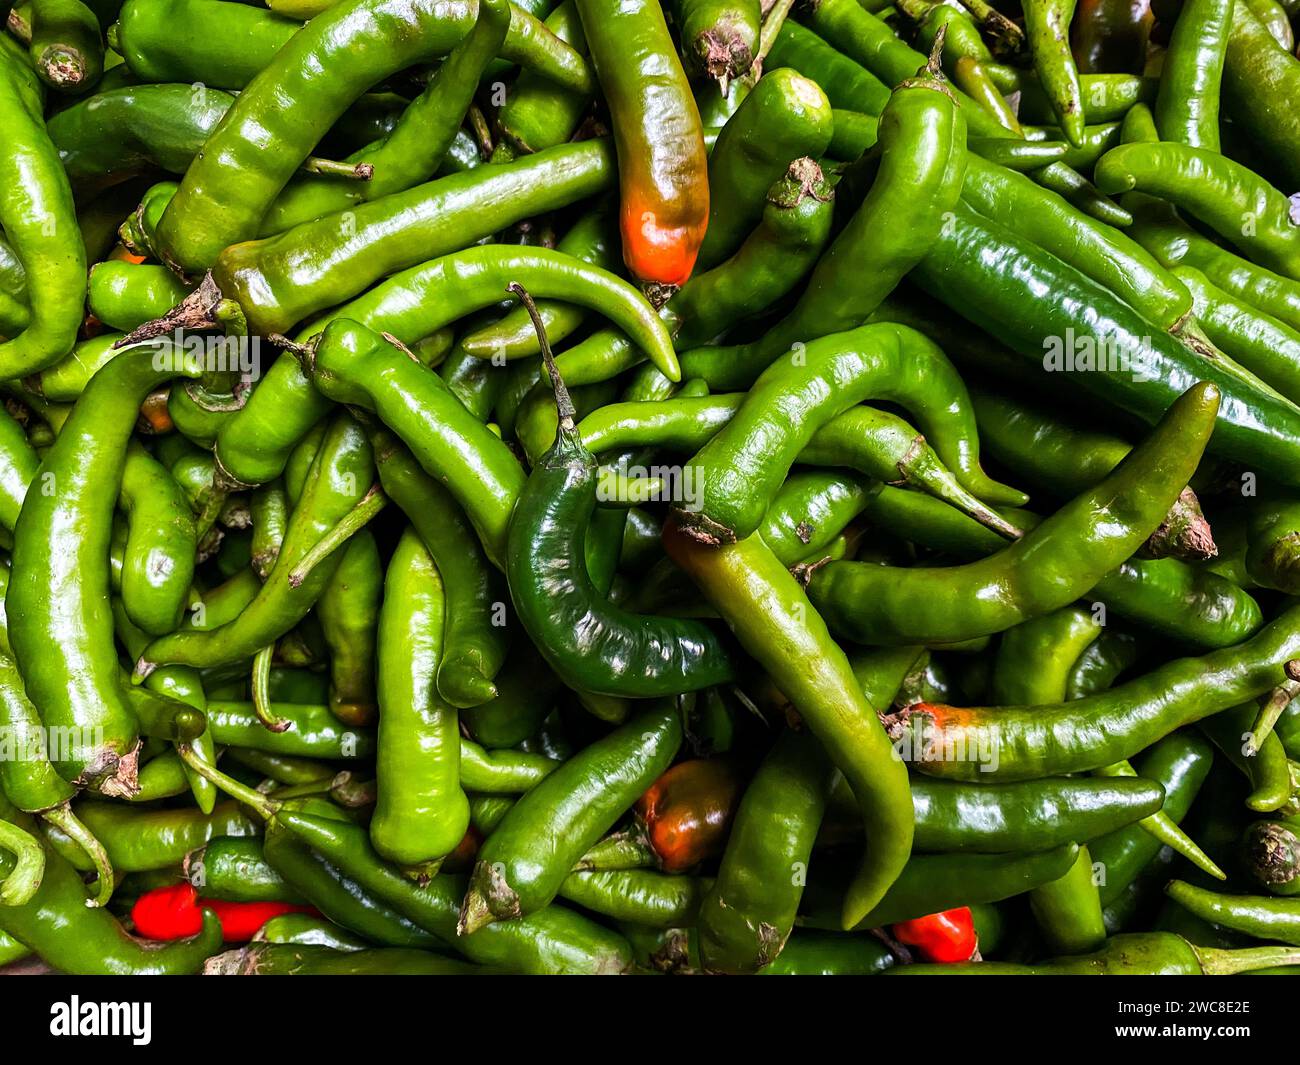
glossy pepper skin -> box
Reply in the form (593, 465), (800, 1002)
(635, 758), (744, 873)
(154, 0), (593, 273)
(135, 414), (374, 675)
(205, 942), (490, 975)
(885, 606), (1300, 781)
(1155, 0), (1233, 149)
(0, 35), (86, 379)
(809, 383), (1218, 645)
(664, 523), (913, 930)
(458, 701), (683, 932)
(506, 348), (735, 698)
(0, 809), (222, 974)
(697, 728), (836, 973)
(8, 347), (199, 793)
(574, 0), (709, 288)
(1222, 3), (1300, 189)
(369, 529), (470, 871)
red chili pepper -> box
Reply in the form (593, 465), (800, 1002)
(635, 759), (744, 873)
(131, 882), (315, 943)
(892, 907), (978, 963)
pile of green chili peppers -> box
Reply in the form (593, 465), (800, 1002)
(2, 0), (1300, 981)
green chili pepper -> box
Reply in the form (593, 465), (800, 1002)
(186, 835), (305, 904)
(0, 38), (86, 378)
(697, 727), (835, 973)
(1155, 0), (1233, 149)
(254, 912), (367, 950)
(694, 67), (832, 271)
(136, 414), (374, 675)
(370, 529), (470, 871)
(678, 37), (969, 392)
(29, 0), (102, 93)
(459, 700), (681, 931)
(809, 383), (1218, 645)
(1201, 702), (1294, 813)
(497, 0), (591, 156)
(1028, 845), (1107, 955)
(1166, 880), (1300, 945)
(86, 262), (193, 333)
(8, 346), (199, 792)
(913, 202), (1300, 484)
(557, 868), (704, 928)
(665, 523), (912, 930)
(1221, 3), (1300, 188)
(47, 83), (233, 195)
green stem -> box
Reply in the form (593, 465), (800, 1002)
(1194, 942), (1300, 975)
(0, 817), (44, 907)
(287, 486), (388, 588)
(178, 744), (279, 822)
(42, 804), (115, 908)
(1249, 675), (1300, 754)
(301, 156), (375, 181)
(251, 644), (293, 733)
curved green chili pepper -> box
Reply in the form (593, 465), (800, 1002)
(496, 0), (591, 156)
(1167, 880), (1300, 946)
(370, 528), (470, 871)
(557, 868), (704, 928)
(458, 701), (682, 932)
(1155, 0), (1233, 149)
(118, 441), (196, 636)
(0, 38), (86, 378)
(86, 262), (193, 334)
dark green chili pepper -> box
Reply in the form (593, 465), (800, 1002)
(0, 36), (87, 378)
(664, 522), (913, 930)
(205, 942), (490, 975)
(698, 727), (835, 973)
(912, 202), (1300, 484)
(1221, 3), (1300, 188)
(809, 383), (1218, 645)
(47, 83), (233, 195)
(458, 701), (682, 932)
(370, 528), (470, 871)
(694, 67), (832, 271)
(504, 302), (735, 698)
(888, 932), (1300, 974)
(1245, 492), (1300, 592)
(207, 700), (374, 759)
(135, 414), (374, 675)
(758, 931), (896, 975)
(459, 643), (559, 749)
(758, 470), (871, 569)
(8, 346), (198, 793)
(372, 431), (509, 708)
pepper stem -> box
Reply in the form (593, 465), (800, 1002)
(1193, 942), (1300, 975)
(1248, 674), (1300, 754)
(43, 803), (115, 908)
(251, 644), (293, 733)
(300, 156), (374, 181)
(177, 744), (279, 822)
(509, 282), (576, 432)
(0, 817), (44, 907)
(287, 485), (388, 588)
(115, 271), (226, 348)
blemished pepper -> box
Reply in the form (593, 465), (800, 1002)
(674, 0), (759, 82)
(808, 383), (1219, 645)
(634, 758), (744, 873)
(153, 0), (592, 273)
(458, 700), (682, 932)
(496, 0), (591, 157)
(574, 0), (708, 288)
(369, 529), (470, 872)
(315, 530), (382, 727)
(204, 942), (490, 975)
(887, 933), (1300, 974)
(664, 522), (913, 930)
(1222, 2), (1300, 189)
(1242, 815), (1300, 895)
